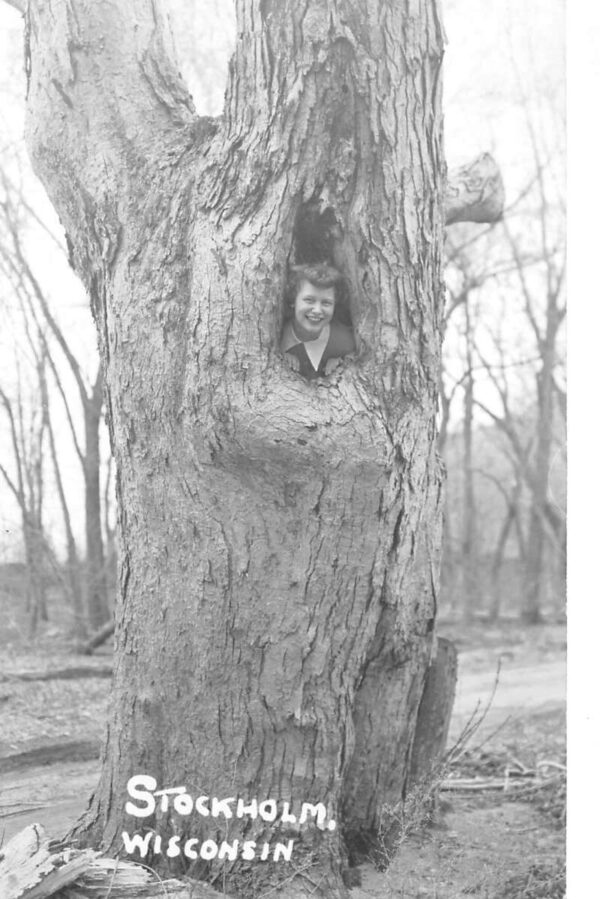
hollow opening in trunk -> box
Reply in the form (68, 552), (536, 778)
(280, 201), (356, 379)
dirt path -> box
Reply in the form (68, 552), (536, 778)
(451, 657), (566, 738)
(0, 758), (97, 845)
(0, 655), (566, 851)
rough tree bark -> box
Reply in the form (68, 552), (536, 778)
(21, 1), (488, 895)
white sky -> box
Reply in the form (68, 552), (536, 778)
(444, 0), (564, 187)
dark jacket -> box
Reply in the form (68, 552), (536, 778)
(282, 321), (356, 380)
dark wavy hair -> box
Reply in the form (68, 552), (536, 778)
(284, 263), (350, 323)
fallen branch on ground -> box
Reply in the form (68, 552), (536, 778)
(0, 739), (101, 774)
(0, 666), (112, 683)
(0, 824), (223, 899)
(442, 766), (565, 795)
(78, 620), (115, 655)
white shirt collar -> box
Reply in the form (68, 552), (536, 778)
(282, 322), (331, 371)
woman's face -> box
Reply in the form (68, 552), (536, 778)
(293, 279), (336, 340)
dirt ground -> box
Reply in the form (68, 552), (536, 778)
(0, 617), (566, 898)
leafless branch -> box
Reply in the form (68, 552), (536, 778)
(0, 184), (89, 405)
(0, 169), (66, 254)
(500, 219), (543, 348)
(0, 386), (25, 506)
(45, 350), (85, 464)
(0, 460), (21, 501)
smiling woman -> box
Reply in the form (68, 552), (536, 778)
(281, 263), (356, 380)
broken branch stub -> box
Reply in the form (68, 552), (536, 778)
(445, 153), (505, 225)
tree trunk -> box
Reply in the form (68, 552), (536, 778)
(461, 296), (477, 619)
(25, 1), (446, 895)
(22, 507), (47, 635)
(44, 363), (87, 638)
(408, 637), (457, 786)
(23, 517), (41, 636)
(523, 328), (557, 624)
(489, 498), (516, 621)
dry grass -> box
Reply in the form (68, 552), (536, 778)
(498, 861), (566, 899)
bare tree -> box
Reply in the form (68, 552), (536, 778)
(0, 352), (49, 636)
(500, 207), (565, 622)
(478, 470), (526, 621)
(440, 141), (564, 623)
(473, 302), (565, 622)
(0, 172), (110, 629)
(460, 293), (478, 618)
(37, 345), (87, 637)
